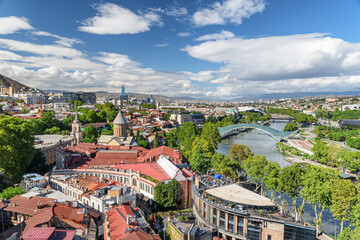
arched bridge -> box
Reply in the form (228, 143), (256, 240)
(218, 124), (297, 140)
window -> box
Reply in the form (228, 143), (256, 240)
(267, 235), (272, 240)
(237, 216), (244, 235)
(213, 211), (217, 225)
(220, 211), (225, 229)
(228, 214), (234, 232)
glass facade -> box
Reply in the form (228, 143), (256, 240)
(284, 223), (316, 240)
(228, 214), (234, 232)
(213, 211), (217, 224)
(237, 216), (244, 235)
(220, 211), (226, 229)
(247, 221), (261, 240)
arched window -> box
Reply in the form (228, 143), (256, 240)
(132, 178), (137, 186)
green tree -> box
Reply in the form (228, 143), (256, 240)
(284, 123), (298, 132)
(166, 129), (179, 149)
(178, 122), (199, 158)
(0, 186), (25, 199)
(312, 141), (329, 164)
(0, 116), (35, 182)
(79, 110), (98, 124)
(101, 128), (113, 135)
(201, 122), (220, 148)
(153, 132), (160, 148)
(154, 179), (179, 209)
(44, 126), (61, 134)
(188, 137), (214, 174)
(83, 125), (98, 143)
(228, 144), (253, 163)
(277, 163), (306, 221)
(331, 179), (357, 232)
(301, 165), (340, 232)
(26, 149), (49, 174)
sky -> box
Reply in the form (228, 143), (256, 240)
(1, 0), (360, 99)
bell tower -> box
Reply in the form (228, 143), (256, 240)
(71, 114), (82, 144)
(113, 111), (128, 139)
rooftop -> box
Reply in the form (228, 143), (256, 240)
(205, 184), (275, 207)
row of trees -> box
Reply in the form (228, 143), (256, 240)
(316, 108), (360, 121)
(312, 141), (360, 172)
(267, 108), (317, 123)
(314, 125), (360, 149)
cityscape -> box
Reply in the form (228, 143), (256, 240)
(1, 1), (360, 240)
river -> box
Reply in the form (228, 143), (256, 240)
(217, 120), (342, 237)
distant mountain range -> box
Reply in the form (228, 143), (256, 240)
(232, 91), (360, 102)
(3, 74), (360, 101)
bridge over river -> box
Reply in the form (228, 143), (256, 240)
(218, 123), (297, 141)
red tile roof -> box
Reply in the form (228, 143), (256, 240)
(21, 227), (55, 240)
(113, 162), (171, 181)
(105, 205), (139, 240)
(23, 207), (54, 233)
(122, 231), (162, 240)
(143, 146), (183, 162)
(5, 196), (55, 216)
(53, 204), (85, 223)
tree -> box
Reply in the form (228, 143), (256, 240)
(331, 179), (357, 232)
(312, 141), (329, 164)
(74, 100), (85, 107)
(178, 122), (199, 158)
(44, 126), (61, 134)
(101, 129), (113, 135)
(154, 180), (179, 209)
(228, 144), (253, 163)
(153, 132), (160, 148)
(83, 125), (98, 143)
(188, 137), (214, 174)
(166, 129), (179, 149)
(80, 110), (98, 124)
(211, 153), (240, 181)
(201, 122), (220, 148)
(0, 116), (35, 182)
(301, 165), (340, 232)
(26, 149), (49, 175)
(0, 186), (24, 200)
(284, 123), (298, 132)
(277, 163), (306, 221)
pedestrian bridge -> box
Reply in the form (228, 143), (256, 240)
(218, 124), (297, 140)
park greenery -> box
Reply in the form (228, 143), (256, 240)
(283, 122), (298, 131)
(267, 108), (317, 123)
(240, 112), (271, 123)
(314, 125), (360, 149)
(316, 108), (360, 121)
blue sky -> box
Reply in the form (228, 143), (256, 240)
(1, 0), (360, 99)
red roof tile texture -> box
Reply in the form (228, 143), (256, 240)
(113, 162), (171, 181)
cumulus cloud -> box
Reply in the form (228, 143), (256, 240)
(183, 33), (360, 97)
(195, 30), (235, 41)
(193, 0), (265, 27)
(0, 16), (33, 34)
(32, 31), (83, 47)
(78, 3), (163, 34)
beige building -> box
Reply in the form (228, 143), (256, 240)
(34, 135), (76, 165)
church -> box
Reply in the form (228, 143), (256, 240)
(71, 111), (138, 146)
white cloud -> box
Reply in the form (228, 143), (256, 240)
(178, 32), (191, 37)
(78, 3), (163, 35)
(0, 50), (22, 60)
(155, 43), (169, 47)
(165, 6), (188, 16)
(182, 33), (360, 97)
(193, 0), (265, 27)
(32, 31), (83, 47)
(195, 30), (235, 41)
(0, 38), (83, 58)
(0, 16), (33, 34)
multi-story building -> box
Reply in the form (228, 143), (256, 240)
(34, 135), (77, 165)
(192, 176), (316, 240)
